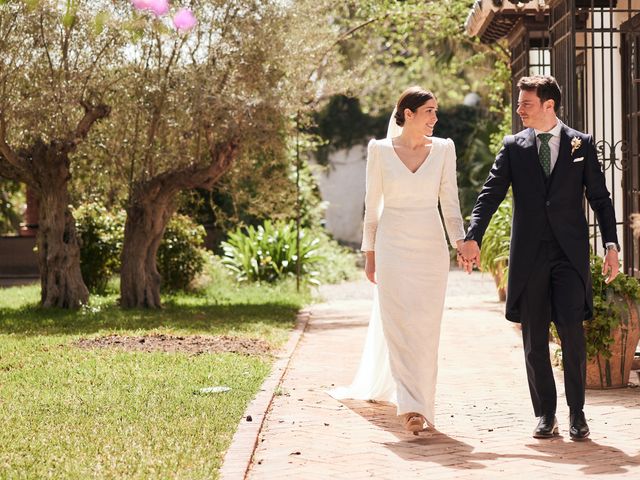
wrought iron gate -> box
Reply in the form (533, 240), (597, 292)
(622, 13), (640, 276)
(549, 0), (640, 276)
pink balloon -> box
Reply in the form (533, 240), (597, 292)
(173, 8), (197, 31)
(132, 0), (169, 17)
(132, 0), (150, 9)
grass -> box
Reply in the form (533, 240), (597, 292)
(0, 263), (312, 479)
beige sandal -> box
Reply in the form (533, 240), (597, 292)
(403, 413), (426, 435)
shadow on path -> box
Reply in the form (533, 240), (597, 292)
(507, 439), (640, 475)
(341, 399), (498, 470)
(340, 399), (640, 474)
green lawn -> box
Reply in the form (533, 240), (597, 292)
(0, 270), (311, 479)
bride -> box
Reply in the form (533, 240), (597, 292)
(329, 86), (467, 434)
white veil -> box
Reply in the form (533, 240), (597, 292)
(386, 106), (403, 139)
(327, 108), (398, 404)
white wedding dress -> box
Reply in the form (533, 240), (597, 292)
(328, 128), (465, 427)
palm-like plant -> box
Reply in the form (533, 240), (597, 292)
(479, 192), (512, 298)
(221, 220), (322, 284)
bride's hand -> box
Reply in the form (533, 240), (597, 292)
(455, 240), (467, 270)
(364, 251), (376, 284)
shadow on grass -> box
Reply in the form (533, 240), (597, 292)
(0, 302), (301, 337)
(0, 275), (310, 338)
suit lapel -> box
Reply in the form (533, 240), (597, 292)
(548, 126), (572, 191)
(518, 128), (546, 190)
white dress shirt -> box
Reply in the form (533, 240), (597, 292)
(534, 119), (563, 173)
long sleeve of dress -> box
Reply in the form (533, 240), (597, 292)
(438, 138), (465, 249)
(361, 139), (383, 251)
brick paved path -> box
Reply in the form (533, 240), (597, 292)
(247, 270), (640, 479)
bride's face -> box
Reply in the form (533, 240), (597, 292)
(405, 99), (438, 136)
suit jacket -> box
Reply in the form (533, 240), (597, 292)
(465, 124), (618, 322)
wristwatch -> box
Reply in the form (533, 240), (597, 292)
(605, 243), (620, 253)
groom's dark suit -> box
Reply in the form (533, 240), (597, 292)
(465, 122), (618, 415)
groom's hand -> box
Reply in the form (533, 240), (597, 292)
(459, 240), (481, 274)
(602, 249), (620, 284)
(455, 240), (467, 270)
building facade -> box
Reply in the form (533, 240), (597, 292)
(466, 0), (640, 277)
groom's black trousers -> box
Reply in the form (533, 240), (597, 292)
(518, 237), (587, 417)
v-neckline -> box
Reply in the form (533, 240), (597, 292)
(390, 138), (433, 175)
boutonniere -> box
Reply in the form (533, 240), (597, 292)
(571, 137), (582, 155)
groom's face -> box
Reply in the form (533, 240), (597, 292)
(517, 89), (554, 130)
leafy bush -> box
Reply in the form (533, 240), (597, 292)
(312, 230), (359, 284)
(479, 192), (512, 290)
(584, 254), (640, 359)
(551, 254), (640, 361)
(74, 202), (125, 293)
(157, 214), (208, 292)
(312, 95), (388, 166)
(221, 220), (322, 284)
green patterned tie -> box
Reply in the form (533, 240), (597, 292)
(538, 133), (552, 177)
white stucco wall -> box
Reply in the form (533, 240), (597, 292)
(311, 144), (368, 246)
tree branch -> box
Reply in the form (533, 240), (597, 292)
(0, 154), (26, 182)
(142, 36), (182, 178)
(79, 32), (119, 96)
(39, 12), (56, 78)
(66, 100), (111, 150)
(0, 114), (25, 172)
(307, 12), (391, 86)
(134, 139), (239, 202)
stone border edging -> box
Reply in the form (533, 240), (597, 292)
(219, 309), (312, 480)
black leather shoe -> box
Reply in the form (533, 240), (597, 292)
(569, 411), (590, 440)
(533, 414), (559, 439)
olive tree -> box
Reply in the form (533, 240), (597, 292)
(78, 0), (351, 308)
(0, 0), (125, 307)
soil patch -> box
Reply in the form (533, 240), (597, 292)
(74, 333), (272, 356)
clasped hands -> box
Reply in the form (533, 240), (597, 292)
(454, 239), (621, 283)
(456, 239), (480, 274)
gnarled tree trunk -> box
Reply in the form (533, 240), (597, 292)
(34, 141), (89, 308)
(0, 103), (110, 308)
(120, 194), (175, 309)
(119, 140), (238, 309)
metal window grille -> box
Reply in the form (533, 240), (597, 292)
(550, 0), (640, 276)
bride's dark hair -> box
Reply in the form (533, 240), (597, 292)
(394, 86), (436, 127)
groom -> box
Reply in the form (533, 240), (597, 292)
(460, 75), (620, 440)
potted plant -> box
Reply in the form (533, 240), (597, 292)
(479, 193), (512, 301)
(582, 254), (640, 389)
(482, 199), (640, 387)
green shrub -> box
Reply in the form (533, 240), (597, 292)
(480, 192), (512, 289)
(551, 254), (640, 361)
(584, 254), (640, 359)
(312, 230), (359, 284)
(74, 202), (125, 293)
(157, 214), (208, 292)
(221, 220), (322, 284)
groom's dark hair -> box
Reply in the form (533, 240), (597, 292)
(395, 86), (436, 126)
(517, 75), (562, 113)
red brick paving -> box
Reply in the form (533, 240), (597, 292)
(242, 270), (640, 479)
